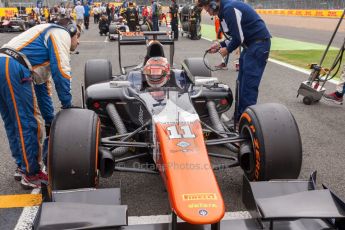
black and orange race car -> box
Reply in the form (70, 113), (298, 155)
(0, 17), (26, 33)
(34, 32), (345, 230)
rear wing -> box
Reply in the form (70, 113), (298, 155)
(242, 171), (345, 229)
(118, 31), (175, 74)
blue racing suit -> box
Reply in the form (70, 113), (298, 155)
(218, 0), (271, 121)
(0, 24), (72, 175)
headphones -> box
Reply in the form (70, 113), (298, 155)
(199, 0), (219, 11)
(66, 22), (78, 37)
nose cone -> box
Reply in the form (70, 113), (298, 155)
(155, 121), (225, 225)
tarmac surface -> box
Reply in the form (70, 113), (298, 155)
(1, 15), (345, 229)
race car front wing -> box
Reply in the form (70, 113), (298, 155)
(34, 172), (345, 230)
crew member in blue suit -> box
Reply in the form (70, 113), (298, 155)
(198, 0), (271, 122)
(0, 18), (80, 189)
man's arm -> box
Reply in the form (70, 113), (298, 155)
(219, 6), (243, 53)
(34, 81), (54, 124)
(46, 28), (72, 108)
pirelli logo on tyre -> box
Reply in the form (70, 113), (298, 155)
(241, 112), (261, 181)
(182, 193), (218, 201)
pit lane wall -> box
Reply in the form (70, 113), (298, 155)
(256, 9), (344, 18)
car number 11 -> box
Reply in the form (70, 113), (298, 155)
(167, 125), (196, 139)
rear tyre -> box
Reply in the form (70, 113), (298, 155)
(239, 103), (302, 181)
(84, 59), (112, 89)
(109, 24), (116, 34)
(48, 109), (100, 191)
(182, 57), (212, 81)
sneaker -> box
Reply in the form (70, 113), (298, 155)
(215, 63), (228, 70)
(14, 167), (24, 181)
(21, 170), (48, 189)
(323, 92), (343, 105)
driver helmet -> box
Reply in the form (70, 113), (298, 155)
(143, 57), (170, 88)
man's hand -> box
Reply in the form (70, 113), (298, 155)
(219, 47), (229, 57)
(208, 42), (221, 53)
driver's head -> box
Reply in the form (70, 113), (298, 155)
(143, 57), (170, 88)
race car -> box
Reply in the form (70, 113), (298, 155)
(108, 17), (129, 40)
(35, 32), (345, 229)
(180, 4), (202, 40)
(0, 17), (26, 33)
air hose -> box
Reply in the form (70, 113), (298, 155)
(206, 100), (239, 153)
(106, 103), (129, 157)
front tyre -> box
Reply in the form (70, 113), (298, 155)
(48, 109), (100, 191)
(239, 103), (302, 181)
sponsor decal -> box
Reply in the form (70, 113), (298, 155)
(159, 121), (194, 125)
(199, 209), (208, 216)
(177, 141), (190, 148)
(254, 137), (260, 180)
(188, 203), (218, 209)
(256, 9), (343, 18)
(170, 149), (192, 153)
(181, 149), (191, 152)
(182, 193), (217, 201)
(4, 49), (19, 59)
(120, 31), (144, 37)
(167, 125), (196, 139)
(241, 112), (261, 180)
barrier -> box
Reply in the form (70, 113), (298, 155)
(256, 9), (344, 18)
(0, 8), (33, 18)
